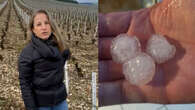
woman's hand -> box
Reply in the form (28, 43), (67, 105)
(99, 0), (195, 106)
(62, 49), (71, 60)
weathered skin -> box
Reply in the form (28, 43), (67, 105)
(99, 0), (195, 106)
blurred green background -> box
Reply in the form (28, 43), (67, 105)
(99, 0), (162, 13)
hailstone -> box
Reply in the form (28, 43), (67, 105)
(123, 53), (156, 86)
(110, 33), (176, 86)
(110, 34), (141, 64)
(146, 34), (176, 64)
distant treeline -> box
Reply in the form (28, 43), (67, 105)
(56, 0), (78, 4)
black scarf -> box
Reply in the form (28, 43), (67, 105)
(31, 33), (61, 60)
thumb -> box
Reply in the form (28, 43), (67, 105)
(127, 8), (155, 45)
(99, 11), (133, 37)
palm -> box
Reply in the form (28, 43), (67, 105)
(99, 0), (195, 106)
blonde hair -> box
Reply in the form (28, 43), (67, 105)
(27, 9), (67, 53)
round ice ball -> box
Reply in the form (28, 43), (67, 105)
(146, 34), (176, 64)
(111, 34), (141, 64)
(123, 53), (155, 86)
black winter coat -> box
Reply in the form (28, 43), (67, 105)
(18, 34), (70, 110)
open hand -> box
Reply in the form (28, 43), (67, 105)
(99, 0), (195, 106)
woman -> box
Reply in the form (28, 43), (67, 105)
(18, 9), (70, 110)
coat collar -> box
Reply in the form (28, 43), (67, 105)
(31, 34), (61, 60)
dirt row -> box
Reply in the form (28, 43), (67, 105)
(0, 0), (98, 110)
(0, 0), (26, 110)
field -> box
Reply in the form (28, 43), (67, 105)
(0, 0), (98, 110)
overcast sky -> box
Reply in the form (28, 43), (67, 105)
(76, 0), (98, 4)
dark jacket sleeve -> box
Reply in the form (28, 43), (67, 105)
(62, 49), (71, 60)
(18, 47), (37, 110)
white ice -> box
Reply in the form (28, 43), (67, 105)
(110, 34), (141, 64)
(123, 53), (155, 86)
(110, 34), (176, 86)
(146, 34), (176, 64)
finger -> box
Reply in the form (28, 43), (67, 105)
(99, 79), (168, 106)
(127, 8), (155, 42)
(99, 37), (113, 60)
(98, 80), (127, 106)
(99, 11), (133, 37)
(99, 60), (124, 83)
(122, 79), (168, 103)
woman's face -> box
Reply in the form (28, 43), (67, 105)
(32, 13), (52, 40)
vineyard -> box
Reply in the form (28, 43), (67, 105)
(0, 0), (98, 110)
